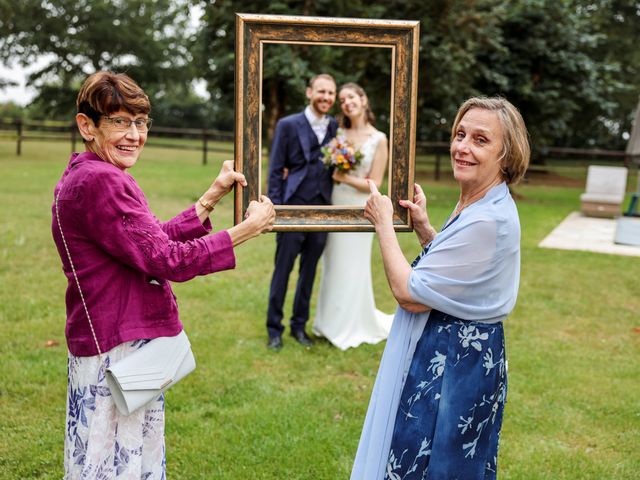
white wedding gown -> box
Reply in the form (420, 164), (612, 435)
(313, 130), (394, 350)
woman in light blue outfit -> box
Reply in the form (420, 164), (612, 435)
(353, 97), (530, 480)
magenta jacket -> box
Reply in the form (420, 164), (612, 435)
(52, 152), (236, 356)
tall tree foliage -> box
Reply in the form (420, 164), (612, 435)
(381, 0), (509, 141)
(201, 0), (640, 148)
(196, 0), (390, 136)
(0, 0), (199, 121)
(474, 0), (639, 150)
(570, 0), (640, 148)
(475, 1), (609, 150)
(1, 0), (638, 148)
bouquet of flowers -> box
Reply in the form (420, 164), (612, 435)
(321, 129), (362, 172)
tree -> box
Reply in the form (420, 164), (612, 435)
(0, 0), (199, 120)
(473, 0), (637, 151)
(379, 0), (509, 141)
(2, 0), (638, 148)
(570, 0), (640, 149)
(0, 101), (25, 119)
(473, 1), (600, 150)
(196, 0), (391, 139)
(197, 0), (524, 143)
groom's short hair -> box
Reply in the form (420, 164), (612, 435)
(308, 73), (336, 88)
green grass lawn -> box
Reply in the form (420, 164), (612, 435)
(0, 140), (638, 479)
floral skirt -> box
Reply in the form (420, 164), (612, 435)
(64, 340), (166, 479)
(385, 311), (507, 480)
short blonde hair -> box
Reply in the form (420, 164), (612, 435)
(76, 71), (150, 126)
(451, 96), (530, 185)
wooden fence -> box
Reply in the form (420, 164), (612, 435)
(2, 118), (636, 178)
(0, 118), (234, 165)
(412, 141), (635, 180)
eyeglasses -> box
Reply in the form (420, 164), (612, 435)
(101, 116), (153, 132)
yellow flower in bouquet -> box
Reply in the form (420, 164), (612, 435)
(321, 129), (362, 172)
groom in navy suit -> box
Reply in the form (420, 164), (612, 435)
(266, 73), (338, 350)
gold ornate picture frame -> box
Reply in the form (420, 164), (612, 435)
(234, 13), (420, 231)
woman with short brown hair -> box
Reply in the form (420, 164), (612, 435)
(53, 71), (274, 478)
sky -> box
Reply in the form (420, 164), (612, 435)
(0, 59), (46, 106)
(0, 58), (211, 107)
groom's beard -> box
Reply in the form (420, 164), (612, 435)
(311, 97), (333, 115)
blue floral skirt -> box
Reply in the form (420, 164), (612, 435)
(65, 341), (166, 479)
(385, 310), (507, 480)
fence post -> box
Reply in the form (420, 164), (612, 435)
(435, 152), (441, 181)
(202, 129), (208, 165)
(16, 118), (23, 156)
(71, 122), (77, 153)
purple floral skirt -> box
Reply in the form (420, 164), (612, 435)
(65, 341), (166, 479)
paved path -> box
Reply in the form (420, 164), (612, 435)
(539, 212), (640, 257)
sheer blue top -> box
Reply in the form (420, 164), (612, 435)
(351, 182), (521, 479)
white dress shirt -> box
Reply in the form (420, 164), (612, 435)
(304, 106), (330, 144)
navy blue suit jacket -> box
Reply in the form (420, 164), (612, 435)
(267, 111), (338, 205)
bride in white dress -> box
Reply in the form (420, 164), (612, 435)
(313, 83), (394, 350)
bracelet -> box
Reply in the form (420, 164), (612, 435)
(199, 197), (214, 212)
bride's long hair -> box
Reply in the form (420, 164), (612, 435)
(338, 83), (376, 129)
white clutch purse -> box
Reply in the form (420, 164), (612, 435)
(56, 189), (196, 417)
(106, 330), (196, 416)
